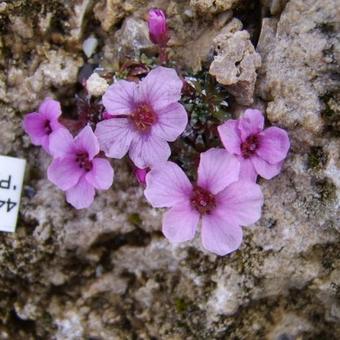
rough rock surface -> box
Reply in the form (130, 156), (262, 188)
(256, 0), (340, 134)
(260, 0), (288, 15)
(209, 18), (262, 105)
(190, 0), (240, 14)
(0, 0), (339, 339)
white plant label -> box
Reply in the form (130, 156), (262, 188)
(0, 155), (26, 232)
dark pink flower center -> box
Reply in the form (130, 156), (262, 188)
(131, 104), (156, 132)
(44, 120), (52, 135)
(241, 134), (259, 158)
(190, 186), (216, 215)
(76, 152), (93, 171)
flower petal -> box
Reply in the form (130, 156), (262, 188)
(218, 120), (242, 155)
(74, 125), (100, 159)
(39, 136), (51, 153)
(39, 98), (62, 120)
(197, 148), (240, 194)
(49, 128), (74, 158)
(144, 161), (192, 208)
(138, 67), (183, 111)
(238, 109), (264, 141)
(85, 158), (114, 190)
(95, 118), (134, 159)
(152, 102), (188, 142)
(215, 181), (263, 226)
(66, 177), (95, 209)
(102, 80), (137, 114)
(48, 157), (84, 191)
(23, 113), (48, 144)
(162, 203), (199, 243)
(129, 134), (171, 168)
(251, 156), (283, 180)
(201, 214), (243, 256)
(238, 157), (258, 182)
(256, 127), (290, 164)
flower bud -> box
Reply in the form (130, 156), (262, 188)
(147, 8), (169, 47)
(134, 167), (149, 185)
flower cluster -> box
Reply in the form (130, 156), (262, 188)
(23, 8), (290, 256)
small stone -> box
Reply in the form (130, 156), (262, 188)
(209, 28), (261, 105)
(86, 73), (109, 97)
(82, 35), (98, 58)
(0, 2), (7, 13)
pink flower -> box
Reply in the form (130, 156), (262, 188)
(218, 109), (290, 181)
(95, 66), (188, 168)
(147, 8), (169, 47)
(144, 148), (263, 256)
(23, 98), (63, 153)
(47, 126), (114, 209)
(134, 167), (149, 185)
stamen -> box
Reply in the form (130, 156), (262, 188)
(131, 104), (156, 132)
(190, 186), (216, 215)
(241, 134), (259, 158)
(76, 152), (93, 171)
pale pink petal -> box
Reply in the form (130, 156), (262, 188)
(40, 136), (51, 152)
(144, 161), (192, 208)
(197, 148), (240, 194)
(138, 67), (183, 111)
(251, 156), (283, 179)
(238, 157), (258, 182)
(39, 98), (62, 120)
(162, 203), (199, 243)
(129, 133), (171, 168)
(49, 128), (74, 158)
(215, 181), (263, 226)
(152, 102), (188, 141)
(74, 126), (100, 159)
(256, 127), (290, 164)
(48, 157), (84, 191)
(23, 113), (48, 144)
(85, 158), (114, 190)
(102, 80), (137, 114)
(66, 177), (95, 209)
(95, 118), (135, 159)
(217, 120), (242, 155)
(201, 214), (243, 256)
(238, 109), (264, 141)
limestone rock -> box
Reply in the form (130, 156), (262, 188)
(190, 0), (240, 13)
(256, 0), (339, 134)
(209, 23), (262, 105)
(4, 49), (83, 111)
(0, 0), (339, 339)
(94, 0), (137, 31)
(260, 0), (288, 15)
(103, 16), (154, 66)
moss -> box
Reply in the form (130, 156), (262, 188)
(320, 92), (340, 137)
(174, 297), (189, 313)
(307, 146), (327, 169)
(128, 213), (142, 226)
(314, 178), (337, 203)
(317, 22), (336, 35)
